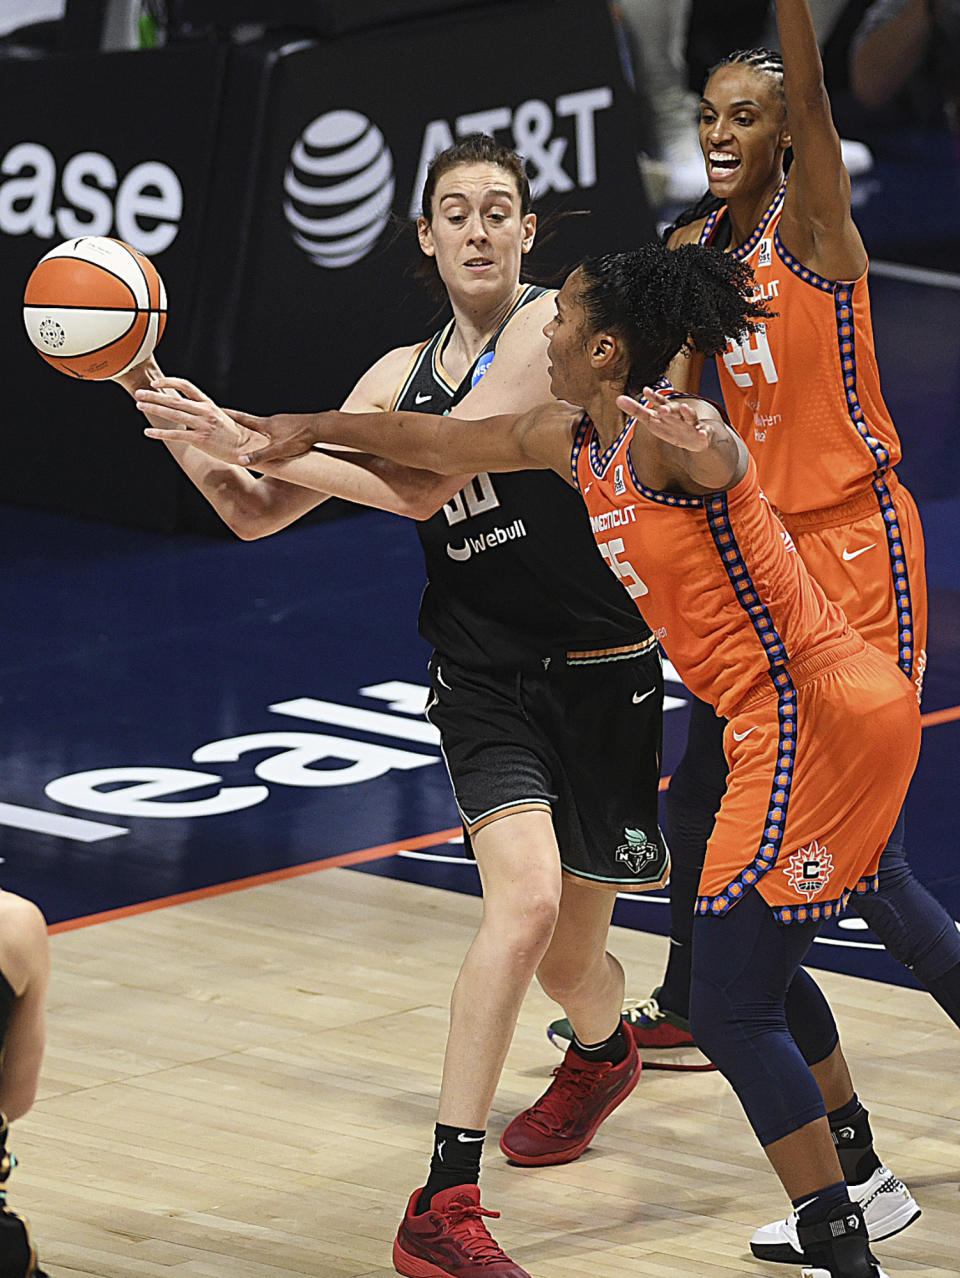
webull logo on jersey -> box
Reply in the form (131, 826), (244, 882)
(447, 518), (528, 562)
(285, 87), (615, 268)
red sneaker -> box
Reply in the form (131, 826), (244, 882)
(499, 1032), (641, 1166)
(623, 991), (716, 1072)
(393, 1184), (531, 1278)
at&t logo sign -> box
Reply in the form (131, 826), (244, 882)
(285, 87), (614, 270)
(283, 110), (395, 269)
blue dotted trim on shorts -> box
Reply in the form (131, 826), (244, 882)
(694, 495), (803, 917)
(873, 475), (915, 679)
(771, 891), (849, 924)
(771, 872), (879, 923)
(696, 672), (799, 918)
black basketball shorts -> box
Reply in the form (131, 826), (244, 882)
(425, 637), (669, 891)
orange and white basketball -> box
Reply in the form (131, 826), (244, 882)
(23, 236), (167, 380)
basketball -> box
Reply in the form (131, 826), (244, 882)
(23, 236), (167, 380)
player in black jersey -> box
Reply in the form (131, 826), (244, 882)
(0, 890), (50, 1278)
(126, 136), (666, 1278)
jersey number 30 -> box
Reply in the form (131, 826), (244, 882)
(599, 538), (648, 598)
(443, 473), (500, 525)
(723, 324), (779, 388)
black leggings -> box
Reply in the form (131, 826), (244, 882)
(662, 696), (960, 1024)
(690, 887), (838, 1146)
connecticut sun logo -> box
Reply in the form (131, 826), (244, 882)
(784, 840), (834, 897)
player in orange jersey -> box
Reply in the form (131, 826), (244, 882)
(161, 241), (919, 1278)
(555, 5), (957, 1258)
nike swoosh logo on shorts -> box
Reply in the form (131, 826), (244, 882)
(732, 726), (757, 741)
(842, 543), (877, 561)
(633, 688), (655, 704)
(415, 392), (432, 404)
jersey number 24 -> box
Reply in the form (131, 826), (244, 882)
(723, 324), (779, 388)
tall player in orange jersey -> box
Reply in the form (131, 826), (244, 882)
(161, 241), (921, 1278)
(580, 4), (960, 1258)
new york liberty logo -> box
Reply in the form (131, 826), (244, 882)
(616, 828), (659, 875)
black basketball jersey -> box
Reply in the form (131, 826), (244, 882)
(393, 285), (651, 670)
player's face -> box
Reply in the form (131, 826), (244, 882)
(418, 163), (536, 306)
(542, 270), (595, 405)
(698, 64), (790, 201)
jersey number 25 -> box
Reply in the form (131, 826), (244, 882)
(599, 538), (648, 598)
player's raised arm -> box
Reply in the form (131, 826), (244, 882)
(775, 0), (867, 278)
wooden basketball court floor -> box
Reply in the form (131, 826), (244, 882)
(22, 871), (960, 1277)
(4, 223), (960, 1272)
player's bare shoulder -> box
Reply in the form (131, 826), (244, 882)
(667, 219), (707, 250)
(455, 291), (557, 419)
(343, 341), (428, 412)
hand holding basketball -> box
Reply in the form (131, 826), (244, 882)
(23, 236), (167, 381)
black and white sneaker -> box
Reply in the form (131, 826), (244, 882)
(750, 1164), (919, 1263)
(796, 1200), (889, 1277)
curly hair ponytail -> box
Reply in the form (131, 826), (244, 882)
(577, 242), (772, 395)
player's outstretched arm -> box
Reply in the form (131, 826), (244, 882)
(620, 387), (747, 493)
(129, 366), (466, 528)
(118, 359), (327, 538)
(237, 401), (579, 483)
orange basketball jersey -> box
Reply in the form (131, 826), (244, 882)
(573, 417), (920, 920)
(572, 417), (849, 721)
(700, 184), (901, 514)
(699, 185), (926, 691)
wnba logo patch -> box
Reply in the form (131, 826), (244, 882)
(613, 464), (626, 496)
(784, 840), (834, 897)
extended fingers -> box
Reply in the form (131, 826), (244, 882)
(135, 398), (205, 427)
(143, 427), (196, 444)
(224, 408), (264, 430)
(144, 375), (209, 401)
(135, 388), (211, 418)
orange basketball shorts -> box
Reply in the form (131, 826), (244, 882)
(697, 633), (921, 923)
(779, 474), (927, 701)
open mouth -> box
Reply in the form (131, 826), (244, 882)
(464, 257), (494, 271)
(707, 151), (741, 180)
